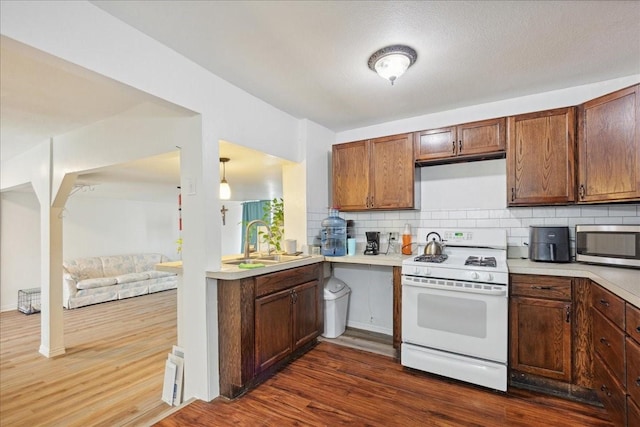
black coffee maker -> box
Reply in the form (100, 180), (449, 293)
(364, 231), (380, 255)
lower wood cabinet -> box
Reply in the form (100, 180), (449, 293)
(218, 263), (323, 398)
(255, 280), (319, 373)
(594, 352), (627, 427)
(509, 274), (596, 402)
(591, 282), (640, 426)
(510, 275), (573, 382)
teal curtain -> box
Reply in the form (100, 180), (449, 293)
(241, 200), (269, 253)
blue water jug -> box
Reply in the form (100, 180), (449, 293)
(321, 208), (347, 256)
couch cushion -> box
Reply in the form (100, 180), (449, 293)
(133, 254), (167, 273)
(101, 255), (136, 277)
(147, 270), (175, 279)
(76, 277), (118, 290)
(115, 272), (151, 284)
(63, 257), (105, 281)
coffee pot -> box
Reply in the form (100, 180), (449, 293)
(364, 231), (380, 255)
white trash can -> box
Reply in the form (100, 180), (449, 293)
(323, 276), (351, 338)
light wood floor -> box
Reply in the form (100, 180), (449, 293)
(155, 342), (613, 427)
(0, 290), (178, 427)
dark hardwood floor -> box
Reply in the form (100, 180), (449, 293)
(155, 342), (613, 427)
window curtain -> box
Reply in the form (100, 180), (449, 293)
(241, 200), (269, 253)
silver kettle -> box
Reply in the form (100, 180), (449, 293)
(424, 232), (446, 255)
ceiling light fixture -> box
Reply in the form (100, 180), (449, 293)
(219, 157), (231, 200)
(368, 44), (417, 85)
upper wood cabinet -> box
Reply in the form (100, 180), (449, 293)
(507, 107), (576, 206)
(415, 117), (506, 164)
(577, 84), (640, 203)
(332, 133), (416, 211)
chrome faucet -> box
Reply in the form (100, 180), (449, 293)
(243, 219), (272, 260)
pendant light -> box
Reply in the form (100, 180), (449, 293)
(368, 45), (417, 85)
(219, 157), (231, 200)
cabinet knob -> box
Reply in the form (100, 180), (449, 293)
(531, 286), (553, 290)
(600, 385), (612, 397)
(458, 140), (462, 152)
(579, 184), (586, 199)
(452, 141), (456, 154)
(636, 377), (640, 387)
(599, 299), (610, 307)
(565, 305), (571, 323)
(511, 187), (515, 202)
(599, 337), (610, 347)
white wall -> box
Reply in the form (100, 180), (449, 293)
(332, 264), (394, 335)
(0, 191), (40, 312)
(63, 196), (179, 260)
(336, 75), (640, 144)
(220, 201), (243, 255)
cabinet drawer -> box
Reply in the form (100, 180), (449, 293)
(627, 336), (640, 404)
(626, 303), (640, 343)
(593, 308), (626, 385)
(629, 396), (640, 427)
(510, 275), (572, 300)
(594, 354), (627, 427)
(255, 263), (320, 298)
(592, 285), (625, 329)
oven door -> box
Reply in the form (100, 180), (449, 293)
(401, 276), (507, 363)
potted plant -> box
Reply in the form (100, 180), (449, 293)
(259, 197), (284, 252)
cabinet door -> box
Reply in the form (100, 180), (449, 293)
(626, 336), (640, 405)
(578, 84), (640, 203)
(629, 396), (640, 427)
(370, 133), (415, 209)
(592, 307), (626, 386)
(510, 296), (572, 381)
(457, 117), (506, 157)
(594, 353), (627, 427)
(415, 127), (457, 161)
(292, 280), (320, 349)
(332, 140), (370, 210)
(254, 288), (292, 373)
(507, 108), (576, 206)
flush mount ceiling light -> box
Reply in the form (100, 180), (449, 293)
(219, 157), (231, 200)
(368, 44), (417, 85)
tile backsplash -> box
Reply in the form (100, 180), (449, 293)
(308, 204), (640, 259)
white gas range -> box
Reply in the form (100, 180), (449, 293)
(401, 228), (509, 391)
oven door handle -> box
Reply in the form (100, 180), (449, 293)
(402, 279), (507, 296)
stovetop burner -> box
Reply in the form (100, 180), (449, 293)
(414, 254), (449, 263)
(465, 256), (497, 267)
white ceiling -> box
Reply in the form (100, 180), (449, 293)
(91, 0), (640, 131)
(2, 1), (640, 201)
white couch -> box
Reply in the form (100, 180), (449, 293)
(62, 253), (177, 309)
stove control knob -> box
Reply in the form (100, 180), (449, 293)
(485, 273), (494, 281)
(413, 267), (421, 275)
(470, 272), (479, 280)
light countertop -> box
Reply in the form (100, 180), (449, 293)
(507, 259), (640, 307)
(158, 253), (639, 306)
(157, 256), (326, 280)
(325, 252), (410, 267)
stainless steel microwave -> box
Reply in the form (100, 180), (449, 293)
(576, 225), (640, 269)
